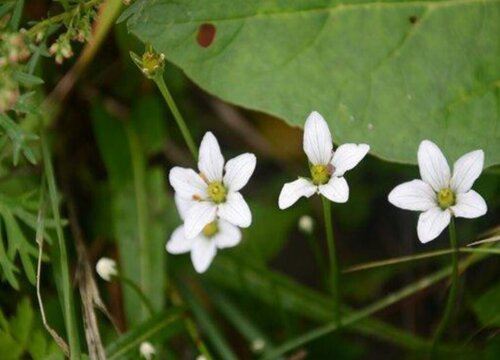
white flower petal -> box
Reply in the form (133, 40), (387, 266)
(223, 153), (256, 192)
(450, 150), (484, 194)
(278, 178), (316, 209)
(169, 167), (207, 200)
(388, 179), (436, 211)
(184, 201), (217, 239)
(174, 194), (194, 221)
(166, 226), (196, 254)
(331, 143), (370, 176)
(417, 140), (451, 192)
(417, 207), (451, 243)
(303, 111), (333, 165)
(218, 192), (252, 227)
(198, 132), (225, 182)
(451, 190), (487, 219)
(190, 237), (217, 273)
(213, 221), (242, 249)
(318, 176), (349, 203)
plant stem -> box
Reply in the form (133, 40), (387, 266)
(153, 74), (198, 159)
(431, 217), (459, 357)
(118, 275), (156, 317)
(41, 133), (81, 359)
(170, 286), (213, 360)
(321, 197), (341, 325)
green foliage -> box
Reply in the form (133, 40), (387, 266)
(127, 0), (500, 167)
(91, 97), (175, 325)
(0, 298), (63, 360)
(0, 191), (55, 289)
(105, 307), (184, 359)
(0, 114), (38, 166)
(473, 281), (500, 327)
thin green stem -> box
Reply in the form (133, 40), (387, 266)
(321, 197), (341, 325)
(170, 286), (213, 360)
(41, 133), (81, 359)
(431, 217), (459, 357)
(118, 275), (156, 317)
(305, 231), (328, 285)
(153, 74), (198, 159)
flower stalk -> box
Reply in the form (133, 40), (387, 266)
(322, 197), (341, 325)
(118, 275), (156, 316)
(431, 217), (459, 357)
(153, 73), (198, 159)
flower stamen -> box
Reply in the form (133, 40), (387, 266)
(310, 164), (330, 185)
(437, 188), (455, 209)
(207, 181), (227, 204)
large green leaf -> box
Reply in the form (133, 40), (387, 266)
(127, 0), (500, 166)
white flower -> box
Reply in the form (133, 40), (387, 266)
(388, 140), (487, 243)
(169, 132), (256, 239)
(166, 196), (242, 273)
(95, 257), (118, 281)
(298, 215), (314, 234)
(278, 111), (369, 209)
(139, 341), (155, 359)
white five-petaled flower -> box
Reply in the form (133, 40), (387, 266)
(278, 111), (370, 209)
(169, 132), (256, 239)
(388, 140), (487, 243)
(95, 257), (118, 281)
(166, 196), (242, 273)
(139, 341), (156, 360)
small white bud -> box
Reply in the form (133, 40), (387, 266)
(139, 341), (156, 359)
(251, 338), (266, 353)
(96, 257), (118, 281)
(298, 215), (314, 234)
(196, 356), (207, 360)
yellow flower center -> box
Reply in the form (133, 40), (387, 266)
(437, 188), (455, 209)
(207, 181), (227, 204)
(310, 164), (331, 185)
(202, 221), (219, 237)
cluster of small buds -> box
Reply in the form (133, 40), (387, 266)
(130, 47), (166, 79)
(71, 11), (94, 43)
(49, 36), (74, 64)
(0, 32), (31, 66)
(0, 72), (20, 112)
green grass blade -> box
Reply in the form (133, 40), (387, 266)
(105, 307), (184, 360)
(206, 287), (283, 359)
(176, 279), (238, 360)
(208, 255), (457, 353)
(261, 245), (491, 359)
(41, 132), (81, 359)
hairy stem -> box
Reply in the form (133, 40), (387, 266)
(431, 217), (459, 357)
(322, 197), (341, 325)
(153, 74), (198, 159)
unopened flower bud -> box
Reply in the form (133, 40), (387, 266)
(139, 342), (155, 359)
(298, 215), (314, 234)
(96, 257), (118, 281)
(251, 338), (266, 353)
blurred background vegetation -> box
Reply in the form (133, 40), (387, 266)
(0, 0), (499, 359)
